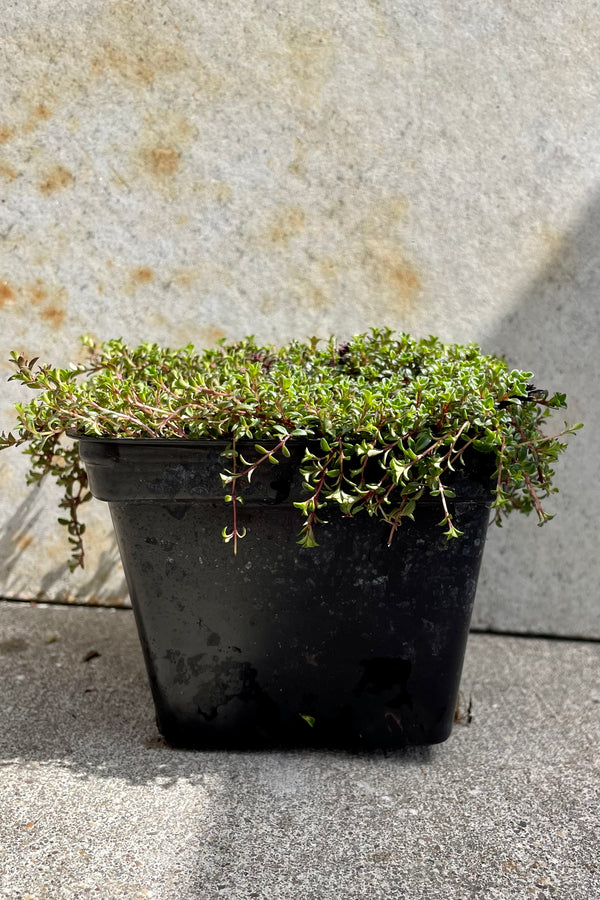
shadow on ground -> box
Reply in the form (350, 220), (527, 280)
(0, 602), (432, 789)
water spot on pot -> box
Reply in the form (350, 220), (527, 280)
(0, 281), (15, 308)
(207, 632), (221, 647)
(194, 660), (278, 726)
(38, 165), (74, 195)
(186, 653), (206, 676)
(269, 473), (292, 503)
(0, 637), (28, 654)
(354, 657), (412, 708)
(165, 648), (190, 685)
(166, 504), (187, 520)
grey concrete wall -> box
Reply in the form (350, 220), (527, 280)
(0, 1), (597, 634)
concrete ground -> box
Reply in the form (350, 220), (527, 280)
(0, 600), (598, 900)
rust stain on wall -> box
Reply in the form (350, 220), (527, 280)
(150, 111), (196, 146)
(16, 534), (34, 552)
(263, 206), (306, 248)
(199, 325), (227, 345)
(25, 280), (48, 305)
(0, 161), (17, 181)
(35, 103), (52, 121)
(141, 146), (181, 178)
(38, 165), (74, 195)
(0, 96), (57, 157)
(89, 0), (190, 86)
(90, 44), (182, 87)
(350, 195), (423, 319)
(302, 283), (329, 310)
(172, 268), (200, 288)
(40, 306), (67, 328)
(131, 266), (154, 284)
(170, 259), (233, 294)
(318, 258), (338, 279)
(88, 1), (224, 96)
(23, 103), (53, 133)
(2, 279), (68, 326)
(192, 181), (232, 204)
(261, 272), (330, 315)
(126, 266), (154, 294)
(165, 322), (228, 349)
(361, 196), (408, 232)
(133, 111), (197, 195)
(363, 239), (422, 316)
(0, 125), (15, 145)
(0, 281), (16, 308)
(0, 1), (224, 169)
(267, 27), (337, 108)
(147, 310), (169, 330)
(288, 138), (308, 178)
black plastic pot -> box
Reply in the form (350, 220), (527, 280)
(76, 436), (494, 750)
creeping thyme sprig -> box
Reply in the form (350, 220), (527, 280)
(0, 330), (581, 568)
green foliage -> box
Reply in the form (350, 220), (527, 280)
(0, 329), (581, 568)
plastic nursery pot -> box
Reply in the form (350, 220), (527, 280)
(75, 436), (494, 750)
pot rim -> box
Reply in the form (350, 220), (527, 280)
(67, 430), (280, 447)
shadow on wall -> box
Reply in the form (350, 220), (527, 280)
(475, 192), (600, 637)
(0, 492), (42, 586)
(0, 487), (128, 604)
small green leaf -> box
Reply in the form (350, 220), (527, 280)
(298, 531), (318, 548)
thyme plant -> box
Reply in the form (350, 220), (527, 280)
(0, 329), (580, 568)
